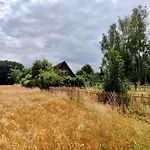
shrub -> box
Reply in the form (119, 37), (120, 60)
(39, 71), (63, 89)
(102, 49), (129, 93)
(10, 70), (22, 84)
(20, 74), (32, 87)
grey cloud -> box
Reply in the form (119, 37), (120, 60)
(0, 0), (150, 72)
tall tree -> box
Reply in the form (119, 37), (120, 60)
(100, 6), (150, 89)
(102, 49), (128, 93)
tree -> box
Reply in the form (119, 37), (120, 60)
(0, 60), (24, 85)
(76, 64), (95, 86)
(18, 59), (86, 88)
(39, 71), (63, 89)
(74, 76), (85, 87)
(100, 6), (150, 90)
(0, 60), (24, 70)
(20, 74), (32, 87)
(20, 59), (65, 89)
(76, 70), (85, 76)
(31, 60), (42, 78)
(80, 64), (94, 75)
(102, 49), (129, 93)
(0, 64), (10, 84)
(93, 72), (101, 87)
(10, 70), (22, 83)
(31, 59), (53, 78)
(17, 68), (31, 81)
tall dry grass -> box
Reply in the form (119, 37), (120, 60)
(0, 85), (149, 150)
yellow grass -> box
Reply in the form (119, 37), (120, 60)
(0, 85), (149, 150)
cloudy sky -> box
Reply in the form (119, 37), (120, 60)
(0, 0), (150, 72)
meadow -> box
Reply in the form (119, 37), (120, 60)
(0, 85), (149, 150)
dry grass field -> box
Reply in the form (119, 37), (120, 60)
(0, 85), (149, 150)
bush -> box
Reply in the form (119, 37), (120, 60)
(62, 76), (85, 87)
(62, 76), (74, 87)
(39, 71), (63, 89)
(20, 74), (32, 87)
(18, 59), (86, 89)
(74, 76), (85, 87)
(10, 70), (22, 84)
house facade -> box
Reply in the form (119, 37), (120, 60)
(54, 61), (75, 77)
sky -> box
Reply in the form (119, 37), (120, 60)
(0, 0), (150, 73)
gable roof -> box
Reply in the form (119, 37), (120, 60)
(54, 61), (64, 70)
(54, 61), (75, 77)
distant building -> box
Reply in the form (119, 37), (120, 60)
(54, 61), (75, 77)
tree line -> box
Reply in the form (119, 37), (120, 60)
(100, 5), (150, 93)
(0, 59), (101, 89)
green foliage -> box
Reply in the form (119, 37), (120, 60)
(10, 70), (22, 83)
(94, 72), (101, 84)
(39, 71), (63, 89)
(0, 60), (24, 70)
(62, 76), (85, 87)
(100, 6), (150, 86)
(23, 59), (58, 89)
(31, 59), (53, 78)
(76, 70), (85, 76)
(18, 59), (85, 89)
(102, 49), (129, 93)
(80, 64), (94, 75)
(31, 60), (42, 78)
(74, 76), (85, 87)
(20, 74), (32, 87)
(62, 76), (74, 87)
(0, 60), (24, 85)
(0, 63), (10, 85)
(76, 64), (98, 87)
(17, 68), (31, 82)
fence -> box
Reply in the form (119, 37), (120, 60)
(49, 87), (150, 106)
(49, 87), (100, 102)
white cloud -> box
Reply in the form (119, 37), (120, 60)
(0, 0), (150, 72)
(111, 0), (118, 4)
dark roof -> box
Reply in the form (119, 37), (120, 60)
(54, 61), (75, 77)
(54, 61), (64, 70)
